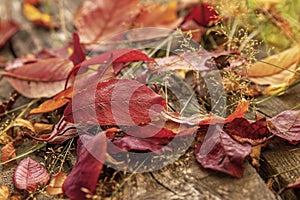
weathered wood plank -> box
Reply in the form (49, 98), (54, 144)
(258, 84), (300, 199)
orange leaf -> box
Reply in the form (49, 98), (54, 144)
(225, 99), (249, 123)
(30, 87), (73, 115)
(23, 3), (59, 28)
(46, 172), (67, 195)
(1, 142), (16, 166)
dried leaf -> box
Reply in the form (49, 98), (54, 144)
(14, 157), (50, 191)
(0, 185), (10, 200)
(0, 20), (19, 49)
(247, 45), (300, 85)
(29, 87), (73, 115)
(0, 58), (73, 98)
(249, 145), (261, 170)
(267, 110), (300, 144)
(74, 0), (140, 46)
(47, 120), (78, 144)
(64, 78), (164, 126)
(195, 125), (252, 178)
(23, 3), (59, 28)
(33, 123), (54, 135)
(69, 32), (86, 66)
(63, 133), (106, 200)
(0, 92), (19, 121)
(46, 172), (67, 195)
(225, 99), (249, 123)
(14, 118), (36, 133)
(134, 1), (181, 29)
(1, 142), (16, 166)
(225, 118), (273, 145)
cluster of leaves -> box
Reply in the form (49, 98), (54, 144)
(0, 0), (300, 199)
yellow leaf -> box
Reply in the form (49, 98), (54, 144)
(247, 45), (300, 85)
(46, 172), (67, 195)
(0, 185), (10, 200)
(13, 118), (36, 133)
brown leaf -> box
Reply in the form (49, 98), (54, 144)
(0, 185), (10, 200)
(0, 20), (19, 49)
(0, 58), (73, 98)
(13, 157), (50, 191)
(46, 172), (67, 195)
(249, 145), (261, 170)
(33, 123), (54, 135)
(29, 87), (73, 115)
(246, 45), (300, 85)
(13, 118), (36, 133)
(1, 142), (16, 166)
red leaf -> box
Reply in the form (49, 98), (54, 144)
(0, 58), (73, 98)
(126, 125), (176, 138)
(62, 132), (106, 200)
(267, 110), (300, 144)
(0, 20), (19, 49)
(69, 32), (86, 66)
(195, 125), (251, 178)
(74, 0), (140, 46)
(13, 157), (50, 191)
(64, 78), (164, 126)
(225, 100), (249, 123)
(182, 3), (221, 27)
(225, 118), (273, 145)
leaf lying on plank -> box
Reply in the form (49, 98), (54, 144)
(64, 78), (164, 126)
(225, 118), (273, 145)
(267, 110), (300, 144)
(29, 87), (73, 115)
(246, 45), (300, 85)
(14, 157), (50, 191)
(0, 58), (73, 98)
(0, 20), (19, 49)
(195, 125), (252, 178)
(63, 132), (106, 200)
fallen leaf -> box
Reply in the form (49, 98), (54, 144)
(225, 99), (249, 123)
(47, 120), (78, 144)
(267, 110), (300, 144)
(0, 58), (73, 98)
(63, 132), (106, 200)
(246, 45), (300, 85)
(0, 20), (19, 49)
(74, 0), (140, 46)
(14, 157), (50, 191)
(33, 123), (54, 135)
(0, 92), (19, 121)
(14, 118), (36, 133)
(134, 0), (181, 29)
(249, 145), (261, 170)
(195, 125), (252, 178)
(0, 185), (10, 200)
(225, 118), (273, 145)
(46, 172), (67, 195)
(29, 87), (73, 115)
(64, 78), (164, 126)
(23, 2), (59, 28)
(1, 142), (16, 166)
(69, 32), (86, 66)
(181, 2), (221, 27)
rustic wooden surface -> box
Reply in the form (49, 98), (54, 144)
(0, 0), (299, 199)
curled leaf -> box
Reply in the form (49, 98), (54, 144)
(13, 157), (50, 191)
(225, 118), (273, 145)
(267, 110), (300, 144)
(225, 99), (249, 123)
(195, 125), (252, 178)
(46, 172), (67, 195)
(1, 142), (16, 166)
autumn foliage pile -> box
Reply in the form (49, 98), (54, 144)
(0, 0), (300, 199)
